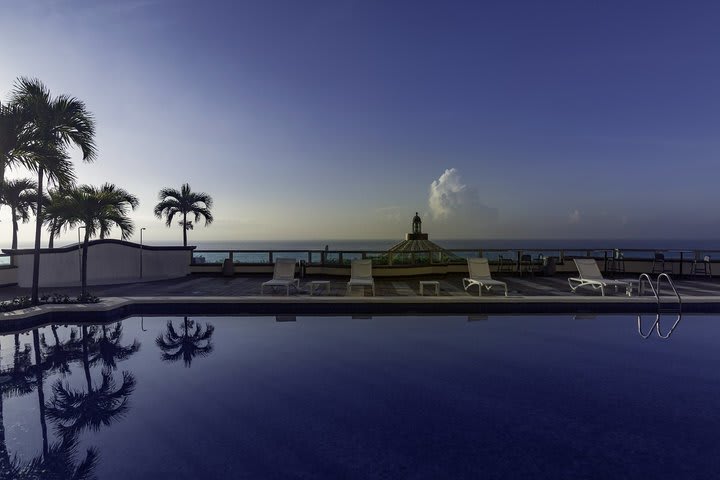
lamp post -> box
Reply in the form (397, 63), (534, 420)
(77, 226), (86, 284)
(140, 227), (146, 278)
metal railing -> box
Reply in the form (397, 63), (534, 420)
(189, 247), (720, 270)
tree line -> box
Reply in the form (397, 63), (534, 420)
(0, 77), (213, 304)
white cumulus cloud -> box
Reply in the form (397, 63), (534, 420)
(427, 168), (498, 234)
(429, 168), (470, 220)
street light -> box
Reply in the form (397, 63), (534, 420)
(140, 227), (146, 278)
(77, 226), (86, 283)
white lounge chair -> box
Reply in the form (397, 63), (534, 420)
(261, 258), (299, 296)
(462, 258), (508, 296)
(346, 259), (375, 296)
(568, 258), (631, 296)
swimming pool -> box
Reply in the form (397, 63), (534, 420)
(0, 313), (717, 479)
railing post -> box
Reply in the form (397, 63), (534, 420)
(388, 252), (393, 266)
(339, 252), (343, 265)
(229, 251), (234, 263)
(269, 251), (273, 263)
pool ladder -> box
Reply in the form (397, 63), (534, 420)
(637, 273), (682, 339)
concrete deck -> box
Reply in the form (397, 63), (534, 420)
(0, 273), (718, 331)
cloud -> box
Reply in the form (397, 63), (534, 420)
(429, 168), (467, 220)
(569, 209), (581, 224)
(427, 168), (498, 235)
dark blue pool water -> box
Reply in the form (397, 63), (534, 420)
(0, 314), (718, 479)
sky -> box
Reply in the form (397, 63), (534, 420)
(1, 0), (720, 247)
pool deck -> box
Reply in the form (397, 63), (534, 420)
(0, 272), (718, 330)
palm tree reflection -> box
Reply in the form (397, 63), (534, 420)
(5, 436), (98, 480)
(40, 326), (83, 376)
(88, 323), (140, 371)
(47, 325), (137, 439)
(0, 336), (35, 475)
(156, 316), (215, 367)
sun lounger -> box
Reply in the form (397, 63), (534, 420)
(568, 258), (631, 296)
(346, 259), (375, 296)
(261, 258), (299, 296)
(463, 258), (508, 296)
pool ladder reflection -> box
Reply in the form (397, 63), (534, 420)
(637, 273), (682, 339)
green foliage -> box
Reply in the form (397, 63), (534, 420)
(0, 292), (100, 312)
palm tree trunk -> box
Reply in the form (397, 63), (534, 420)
(31, 167), (44, 305)
(48, 219), (57, 248)
(81, 228), (90, 297)
(32, 329), (48, 456)
(82, 326), (92, 393)
(10, 207), (18, 250)
(0, 393), (7, 473)
(183, 212), (188, 247)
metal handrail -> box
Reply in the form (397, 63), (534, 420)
(656, 273), (682, 313)
(638, 273), (657, 298)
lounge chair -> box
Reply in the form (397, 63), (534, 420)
(346, 259), (375, 296)
(568, 258), (631, 296)
(462, 258), (508, 296)
(261, 258), (299, 296)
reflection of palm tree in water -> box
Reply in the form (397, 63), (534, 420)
(3, 435), (98, 480)
(0, 335), (35, 475)
(0, 327), (101, 479)
(47, 325), (137, 439)
(156, 316), (215, 367)
(88, 323), (140, 371)
(41, 326), (84, 377)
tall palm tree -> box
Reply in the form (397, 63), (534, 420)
(0, 100), (33, 195)
(154, 183), (213, 247)
(155, 317), (215, 367)
(55, 183), (138, 297)
(10, 77), (96, 304)
(43, 187), (71, 248)
(1, 178), (37, 249)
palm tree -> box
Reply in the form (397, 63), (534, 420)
(10, 77), (96, 304)
(43, 187), (71, 248)
(0, 100), (33, 195)
(54, 183), (138, 297)
(155, 317), (215, 367)
(1, 178), (37, 249)
(154, 183), (213, 247)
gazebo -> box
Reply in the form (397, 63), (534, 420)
(386, 213), (462, 264)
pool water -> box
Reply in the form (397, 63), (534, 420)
(0, 314), (718, 479)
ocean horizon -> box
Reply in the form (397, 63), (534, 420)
(10, 238), (720, 252)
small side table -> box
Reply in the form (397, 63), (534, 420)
(419, 281), (440, 296)
(309, 280), (331, 296)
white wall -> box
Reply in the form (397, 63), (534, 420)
(6, 241), (193, 288)
(0, 267), (17, 286)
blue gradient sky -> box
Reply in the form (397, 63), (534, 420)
(1, 0), (719, 246)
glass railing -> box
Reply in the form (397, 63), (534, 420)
(0, 255), (10, 267)
(190, 248), (720, 268)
